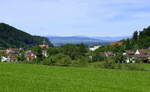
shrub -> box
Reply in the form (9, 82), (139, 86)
(42, 58), (53, 65)
(72, 56), (90, 67)
(43, 53), (72, 66)
(102, 58), (116, 69)
(125, 64), (147, 71)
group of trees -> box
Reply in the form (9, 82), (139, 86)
(24, 43), (93, 66)
(123, 26), (150, 50)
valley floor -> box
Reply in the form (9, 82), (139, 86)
(0, 63), (150, 92)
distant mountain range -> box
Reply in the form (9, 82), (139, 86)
(0, 23), (53, 49)
(93, 36), (131, 41)
(47, 36), (108, 46)
(47, 36), (131, 46)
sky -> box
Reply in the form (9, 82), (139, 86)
(0, 0), (150, 37)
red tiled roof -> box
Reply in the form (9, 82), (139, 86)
(111, 42), (123, 46)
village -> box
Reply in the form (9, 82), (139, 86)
(0, 43), (49, 62)
(0, 40), (150, 64)
(89, 41), (150, 63)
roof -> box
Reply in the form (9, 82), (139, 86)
(39, 44), (49, 48)
(135, 49), (150, 58)
(124, 50), (135, 55)
(0, 50), (7, 53)
(111, 42), (123, 46)
(105, 52), (114, 56)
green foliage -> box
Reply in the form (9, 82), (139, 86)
(102, 58), (116, 69)
(125, 64), (147, 71)
(44, 53), (72, 66)
(133, 31), (138, 40)
(95, 45), (124, 53)
(32, 46), (43, 61)
(114, 53), (126, 63)
(77, 43), (88, 55)
(91, 52), (105, 62)
(61, 44), (88, 60)
(123, 26), (150, 49)
(72, 56), (90, 66)
(47, 47), (60, 56)
(0, 23), (53, 48)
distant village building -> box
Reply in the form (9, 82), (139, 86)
(123, 49), (150, 63)
(104, 52), (114, 57)
(39, 40), (49, 49)
(0, 50), (7, 53)
(0, 48), (19, 62)
(39, 44), (49, 49)
(42, 50), (48, 57)
(89, 45), (101, 51)
(111, 42), (123, 46)
(1, 56), (9, 62)
(6, 48), (18, 54)
(25, 50), (37, 61)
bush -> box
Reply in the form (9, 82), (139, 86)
(43, 53), (72, 66)
(125, 64), (147, 71)
(90, 52), (105, 62)
(91, 62), (104, 68)
(42, 58), (53, 65)
(102, 58), (116, 69)
(72, 56), (90, 67)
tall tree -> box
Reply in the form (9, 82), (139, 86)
(133, 31), (138, 40)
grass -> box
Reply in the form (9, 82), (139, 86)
(0, 63), (150, 92)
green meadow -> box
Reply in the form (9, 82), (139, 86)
(0, 63), (150, 92)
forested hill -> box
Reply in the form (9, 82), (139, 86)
(0, 23), (53, 49)
(123, 26), (150, 49)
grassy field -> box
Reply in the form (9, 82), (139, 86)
(0, 63), (150, 92)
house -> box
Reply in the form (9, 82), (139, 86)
(0, 50), (7, 53)
(111, 41), (123, 46)
(144, 57), (150, 63)
(123, 50), (136, 63)
(125, 57), (136, 63)
(123, 49), (150, 63)
(7, 53), (18, 62)
(104, 52), (114, 57)
(1, 53), (19, 62)
(89, 45), (101, 51)
(1, 56), (9, 62)
(134, 49), (149, 59)
(0, 48), (19, 62)
(25, 50), (37, 61)
(134, 49), (150, 63)
(123, 50), (135, 56)
(39, 44), (49, 49)
(6, 48), (18, 54)
(42, 50), (48, 57)
(39, 40), (49, 49)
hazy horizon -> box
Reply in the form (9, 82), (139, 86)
(0, 0), (150, 37)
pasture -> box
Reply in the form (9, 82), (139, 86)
(0, 63), (150, 92)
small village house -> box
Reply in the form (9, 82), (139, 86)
(104, 52), (114, 57)
(25, 50), (37, 61)
(0, 48), (19, 62)
(89, 45), (101, 51)
(111, 41), (123, 46)
(123, 49), (150, 63)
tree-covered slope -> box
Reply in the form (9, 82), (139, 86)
(0, 23), (53, 48)
(123, 26), (150, 50)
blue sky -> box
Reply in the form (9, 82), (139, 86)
(0, 0), (150, 37)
